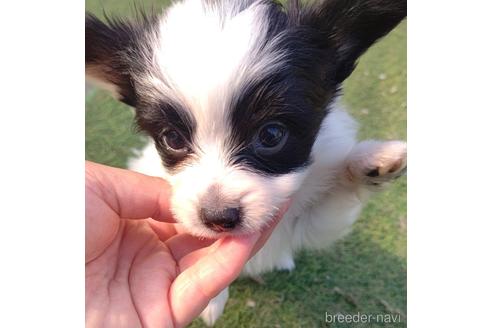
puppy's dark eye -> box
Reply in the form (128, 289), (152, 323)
(254, 122), (289, 156)
(163, 130), (189, 154)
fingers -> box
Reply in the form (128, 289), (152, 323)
(86, 161), (174, 222)
(146, 220), (180, 241)
(147, 221), (216, 264)
(169, 233), (260, 327)
(166, 233), (215, 262)
(170, 199), (292, 271)
(168, 199), (292, 327)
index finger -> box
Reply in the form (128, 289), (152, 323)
(85, 161), (175, 222)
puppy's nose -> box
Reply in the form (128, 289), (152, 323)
(200, 207), (241, 232)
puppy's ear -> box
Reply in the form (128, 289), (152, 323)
(86, 14), (139, 106)
(299, 0), (406, 84)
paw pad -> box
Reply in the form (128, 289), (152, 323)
(346, 140), (407, 186)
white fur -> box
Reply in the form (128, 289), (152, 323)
(199, 288), (229, 326)
(152, 0), (284, 116)
(166, 147), (304, 239)
(129, 137), (305, 240)
(157, 0), (269, 96)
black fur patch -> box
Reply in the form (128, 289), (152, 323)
(86, 11), (197, 170)
(228, 27), (338, 175)
(224, 0), (406, 175)
(297, 0), (407, 83)
(85, 11), (159, 106)
(135, 101), (197, 170)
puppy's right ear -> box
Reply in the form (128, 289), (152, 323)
(86, 14), (137, 106)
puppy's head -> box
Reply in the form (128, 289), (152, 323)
(86, 0), (406, 238)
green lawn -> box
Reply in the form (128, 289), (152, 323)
(86, 1), (407, 327)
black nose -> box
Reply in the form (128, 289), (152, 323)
(200, 207), (241, 232)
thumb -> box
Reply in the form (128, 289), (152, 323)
(85, 161), (174, 262)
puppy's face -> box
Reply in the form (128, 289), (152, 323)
(86, 0), (406, 237)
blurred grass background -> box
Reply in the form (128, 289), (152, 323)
(86, 1), (407, 327)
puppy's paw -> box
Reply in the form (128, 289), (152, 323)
(275, 255), (295, 272)
(345, 140), (406, 187)
(200, 288), (229, 326)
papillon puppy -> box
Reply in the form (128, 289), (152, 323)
(86, 0), (407, 324)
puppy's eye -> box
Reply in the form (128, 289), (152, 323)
(163, 130), (189, 154)
(254, 122), (289, 156)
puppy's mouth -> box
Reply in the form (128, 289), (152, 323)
(200, 206), (243, 233)
(201, 199), (292, 237)
(205, 221), (237, 233)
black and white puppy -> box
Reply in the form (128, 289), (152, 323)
(86, 0), (407, 324)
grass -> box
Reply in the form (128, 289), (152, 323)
(85, 1), (407, 326)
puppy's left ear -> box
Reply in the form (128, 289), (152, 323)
(299, 0), (406, 84)
(86, 14), (139, 106)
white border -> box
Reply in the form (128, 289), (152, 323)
(0, 0), (491, 326)
(0, 1), (85, 327)
(408, 0), (492, 326)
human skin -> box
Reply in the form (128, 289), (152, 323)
(85, 161), (287, 327)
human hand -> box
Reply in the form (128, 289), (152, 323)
(85, 161), (288, 327)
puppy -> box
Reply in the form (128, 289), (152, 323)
(86, 0), (407, 325)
